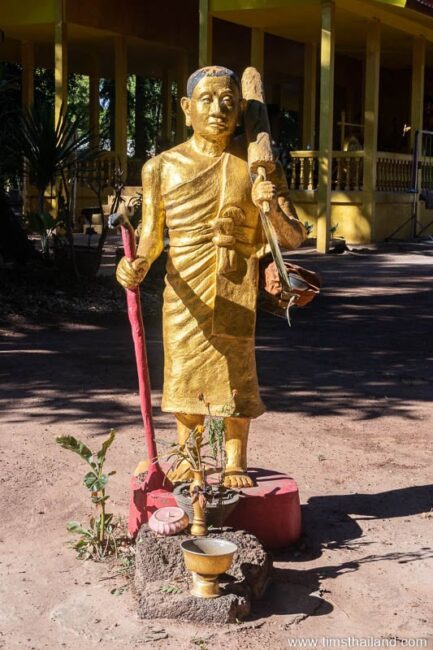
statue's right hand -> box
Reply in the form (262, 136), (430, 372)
(116, 256), (149, 289)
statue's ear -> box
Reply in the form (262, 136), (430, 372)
(180, 96), (192, 127)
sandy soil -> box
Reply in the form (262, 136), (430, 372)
(1, 244), (433, 650)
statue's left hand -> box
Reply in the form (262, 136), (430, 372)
(252, 176), (277, 210)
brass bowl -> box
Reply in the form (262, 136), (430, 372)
(180, 538), (238, 598)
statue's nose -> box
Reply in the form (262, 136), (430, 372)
(209, 97), (223, 115)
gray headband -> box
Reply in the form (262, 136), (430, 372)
(186, 66), (240, 98)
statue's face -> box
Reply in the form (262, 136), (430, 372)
(182, 76), (240, 140)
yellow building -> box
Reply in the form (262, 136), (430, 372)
(2, 0), (433, 249)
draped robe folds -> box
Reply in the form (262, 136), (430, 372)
(137, 139), (303, 418)
(162, 148), (265, 418)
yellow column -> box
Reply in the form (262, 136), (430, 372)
(363, 20), (381, 244)
(89, 58), (100, 148)
(54, 20), (68, 124)
(114, 35), (127, 176)
(302, 42), (317, 150)
(161, 69), (173, 146)
(251, 28), (264, 76)
(199, 0), (212, 67)
(176, 54), (189, 144)
(316, 0), (335, 254)
(410, 36), (425, 150)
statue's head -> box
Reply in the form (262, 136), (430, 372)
(181, 66), (241, 141)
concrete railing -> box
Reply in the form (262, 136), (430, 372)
(78, 151), (117, 188)
(376, 152), (413, 192)
(289, 150), (364, 192)
(77, 153), (147, 188)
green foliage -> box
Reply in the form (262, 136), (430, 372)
(303, 221), (314, 236)
(67, 73), (90, 135)
(56, 430), (118, 560)
(12, 104), (101, 207)
(202, 391), (238, 477)
(34, 67), (55, 110)
(161, 393), (238, 494)
(24, 211), (64, 255)
(134, 76), (163, 158)
(0, 62), (22, 187)
(329, 222), (339, 236)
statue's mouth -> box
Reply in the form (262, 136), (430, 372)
(208, 120), (227, 128)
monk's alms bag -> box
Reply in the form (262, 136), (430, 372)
(258, 254), (321, 322)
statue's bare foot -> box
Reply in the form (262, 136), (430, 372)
(167, 461), (194, 484)
(223, 469), (254, 489)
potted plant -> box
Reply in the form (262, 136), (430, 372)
(161, 394), (240, 535)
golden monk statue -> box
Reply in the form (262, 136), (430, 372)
(116, 66), (306, 488)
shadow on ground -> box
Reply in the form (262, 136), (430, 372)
(251, 483), (433, 622)
(0, 250), (432, 430)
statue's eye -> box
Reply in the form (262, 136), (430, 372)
(200, 95), (212, 104)
(221, 95), (234, 106)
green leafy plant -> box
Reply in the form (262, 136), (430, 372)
(160, 391), (238, 509)
(329, 222), (339, 237)
(204, 393), (237, 480)
(56, 429), (118, 560)
(13, 103), (101, 214)
(10, 103), (103, 268)
(24, 211), (65, 256)
(303, 220), (314, 236)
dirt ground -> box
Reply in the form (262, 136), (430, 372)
(1, 243), (432, 650)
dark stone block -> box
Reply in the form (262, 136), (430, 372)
(134, 527), (272, 623)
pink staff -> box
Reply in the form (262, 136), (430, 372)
(109, 209), (174, 536)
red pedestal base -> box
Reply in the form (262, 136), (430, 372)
(128, 467), (301, 549)
(225, 467), (301, 548)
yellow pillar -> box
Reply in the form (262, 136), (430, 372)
(54, 20), (68, 124)
(303, 42), (317, 150)
(363, 20), (381, 244)
(251, 28), (264, 76)
(114, 35), (127, 176)
(316, 0), (335, 254)
(410, 36), (425, 150)
(199, 0), (212, 67)
(161, 69), (173, 146)
(176, 55), (188, 144)
(89, 58), (100, 148)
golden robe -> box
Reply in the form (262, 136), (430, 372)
(137, 138), (304, 418)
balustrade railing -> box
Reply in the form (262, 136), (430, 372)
(78, 150), (426, 196)
(376, 152), (413, 192)
(77, 153), (146, 188)
(289, 151), (317, 190)
(333, 151), (364, 191)
(289, 150), (364, 191)
(419, 157), (433, 191)
(289, 150), (432, 194)
(78, 151), (117, 188)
